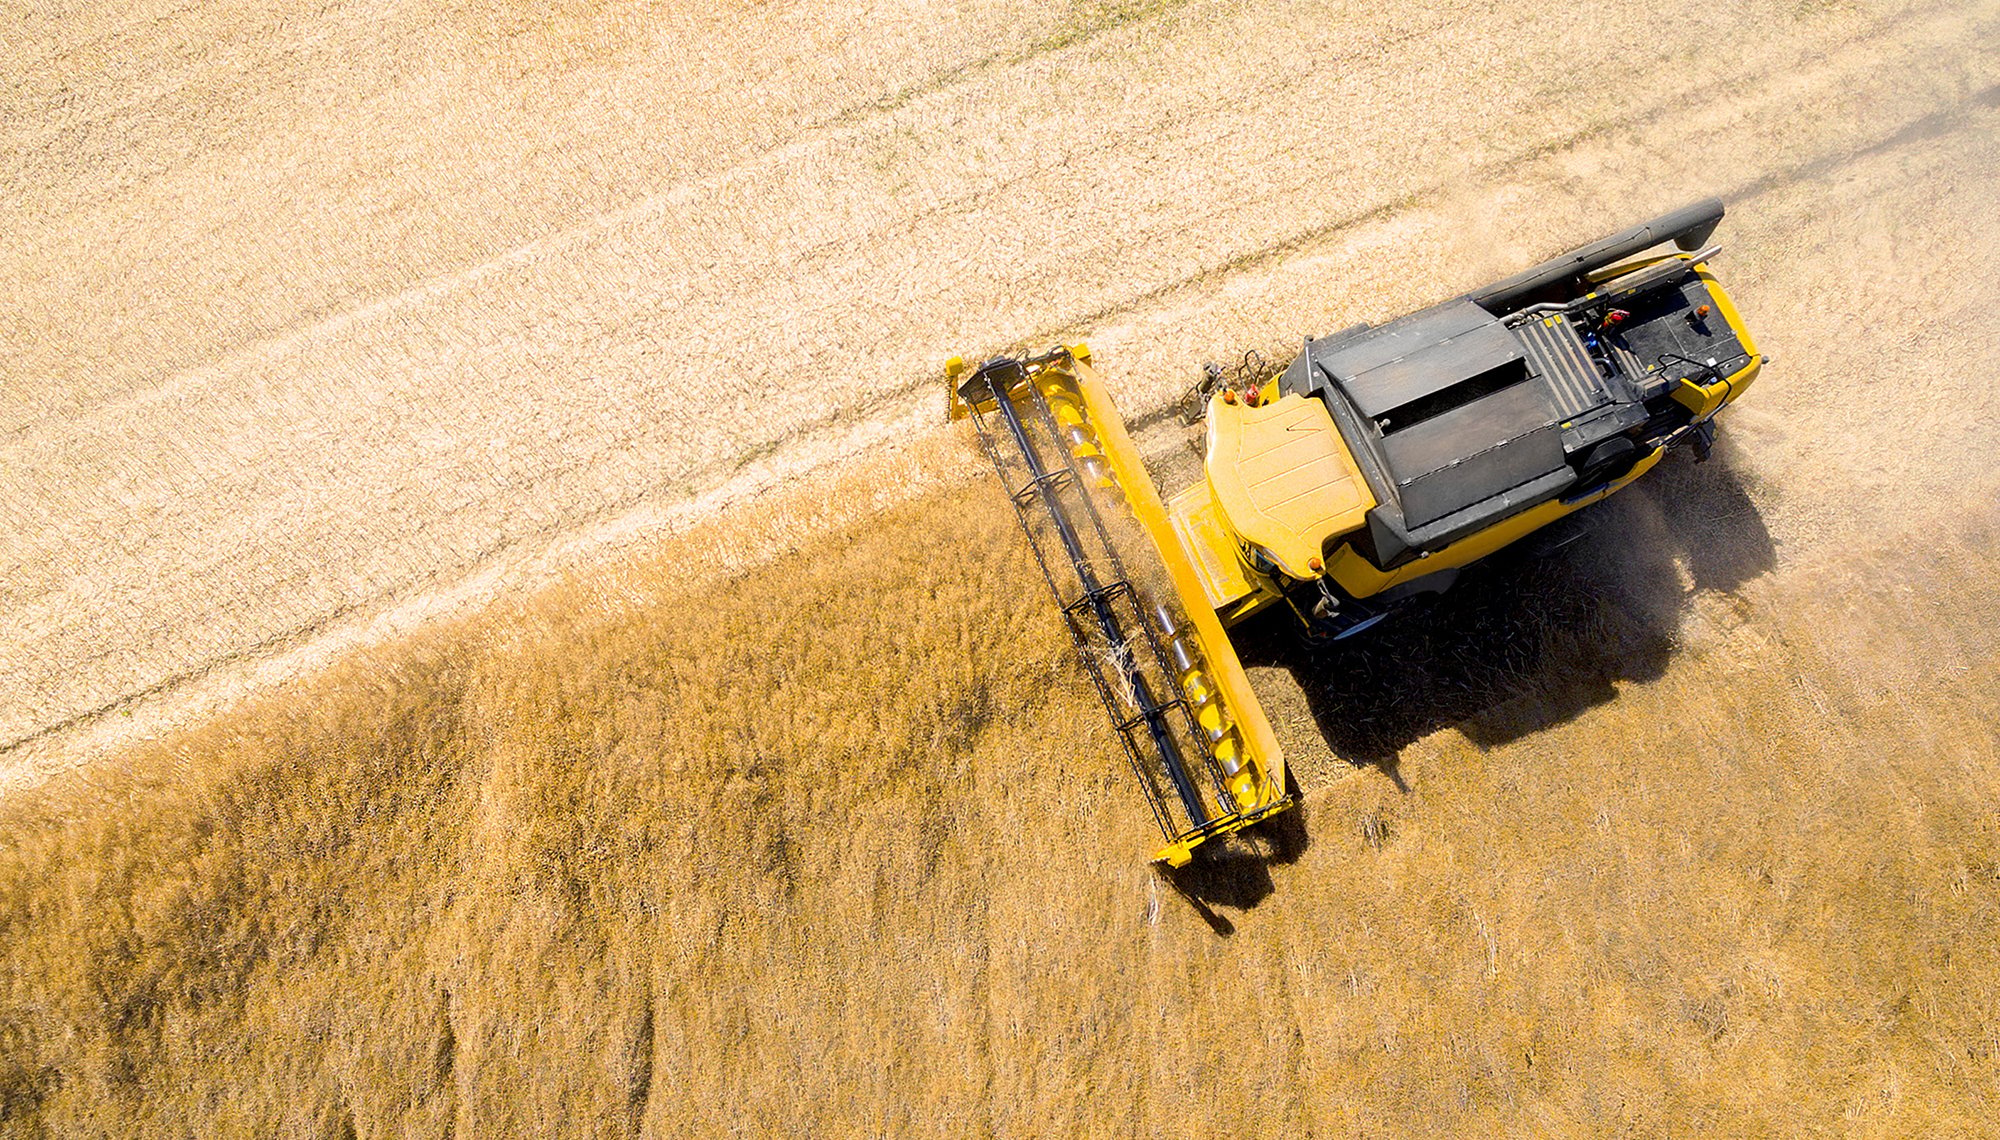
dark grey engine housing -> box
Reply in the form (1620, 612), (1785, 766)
(1279, 198), (1752, 572)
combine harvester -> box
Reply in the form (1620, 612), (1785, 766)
(948, 199), (1763, 866)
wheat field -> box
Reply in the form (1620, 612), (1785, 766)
(6, 0), (2000, 1134)
(3, 453), (1997, 1134)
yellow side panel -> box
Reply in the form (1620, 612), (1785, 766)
(1327, 447), (1667, 598)
(1670, 267), (1764, 418)
(1204, 392), (1375, 579)
(1165, 482), (1258, 612)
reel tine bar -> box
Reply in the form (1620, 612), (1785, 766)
(961, 354), (1219, 841)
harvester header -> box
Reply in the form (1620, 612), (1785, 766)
(949, 348), (1293, 866)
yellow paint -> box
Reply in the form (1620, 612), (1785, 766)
(946, 346), (1295, 863)
(1165, 481), (1259, 611)
(1203, 391), (1375, 580)
(1062, 351), (1292, 857)
(1325, 447), (1667, 598)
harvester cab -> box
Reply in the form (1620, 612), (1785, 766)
(949, 197), (1764, 865)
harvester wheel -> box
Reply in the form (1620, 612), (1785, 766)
(1576, 437), (1641, 490)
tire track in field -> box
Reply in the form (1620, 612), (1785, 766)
(0, 0), (1197, 435)
(7, 70), (1993, 779)
(3, 0), (1992, 780)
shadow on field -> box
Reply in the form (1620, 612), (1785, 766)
(1156, 798), (1312, 936)
(1237, 443), (1774, 781)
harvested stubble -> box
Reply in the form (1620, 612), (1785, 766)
(2, 479), (1998, 1137)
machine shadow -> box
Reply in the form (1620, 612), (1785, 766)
(1156, 795), (1312, 935)
(1235, 441), (1775, 779)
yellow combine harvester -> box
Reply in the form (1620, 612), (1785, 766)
(948, 199), (1763, 865)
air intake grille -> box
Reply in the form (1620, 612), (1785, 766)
(1513, 314), (1607, 421)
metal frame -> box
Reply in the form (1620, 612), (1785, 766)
(957, 348), (1290, 861)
